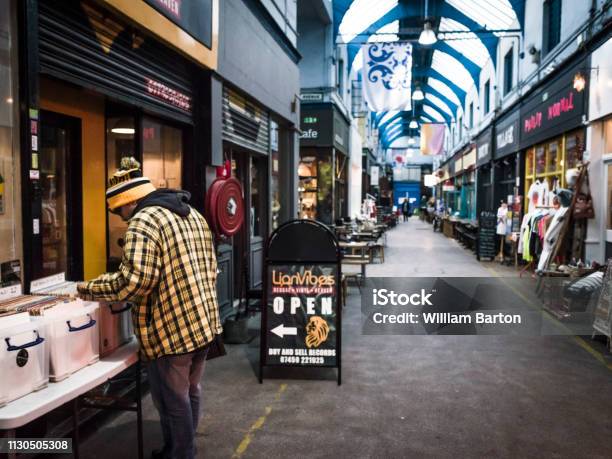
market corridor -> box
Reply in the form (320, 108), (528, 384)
(68, 219), (612, 459)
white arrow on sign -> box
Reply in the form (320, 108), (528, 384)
(271, 324), (297, 338)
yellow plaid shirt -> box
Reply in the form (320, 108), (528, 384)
(82, 205), (222, 360)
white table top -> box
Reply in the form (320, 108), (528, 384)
(0, 339), (139, 430)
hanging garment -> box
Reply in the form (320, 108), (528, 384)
(496, 206), (508, 235)
(518, 213), (531, 255)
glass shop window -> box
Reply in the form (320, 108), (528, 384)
(270, 121), (281, 230)
(142, 118), (182, 190)
(565, 130), (584, 170)
(548, 140), (559, 173)
(535, 146), (546, 175)
(299, 155), (318, 220)
(106, 116), (136, 261)
(249, 156), (266, 238)
(0, 0), (22, 287)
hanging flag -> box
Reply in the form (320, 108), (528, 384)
(420, 123), (445, 155)
(361, 42), (412, 112)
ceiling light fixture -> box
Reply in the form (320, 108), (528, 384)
(412, 87), (424, 100)
(418, 22), (437, 46)
(111, 118), (135, 135)
(418, 0), (437, 46)
(409, 119), (418, 129)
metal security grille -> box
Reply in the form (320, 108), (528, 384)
(222, 87), (270, 155)
(38, 0), (194, 123)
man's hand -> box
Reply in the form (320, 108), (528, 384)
(77, 282), (94, 301)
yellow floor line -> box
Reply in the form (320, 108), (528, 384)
(484, 262), (611, 372)
(232, 383), (287, 458)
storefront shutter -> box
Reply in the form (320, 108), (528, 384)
(38, 0), (194, 123)
(222, 87), (270, 155)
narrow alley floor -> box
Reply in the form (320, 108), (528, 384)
(69, 219), (612, 459)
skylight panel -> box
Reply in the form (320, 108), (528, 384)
(423, 105), (446, 123)
(431, 50), (473, 92)
(427, 77), (461, 107)
(445, 0), (517, 32)
(438, 18), (490, 67)
(426, 93), (455, 119)
(339, 0), (399, 43)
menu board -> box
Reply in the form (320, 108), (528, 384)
(264, 264), (338, 367)
(478, 212), (497, 261)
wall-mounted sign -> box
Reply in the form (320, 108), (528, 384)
(301, 93), (323, 102)
(494, 107), (520, 160)
(371, 166), (380, 186)
(144, 0), (213, 49)
(476, 128), (492, 166)
(146, 78), (192, 112)
(519, 59), (587, 148)
(300, 106), (333, 147)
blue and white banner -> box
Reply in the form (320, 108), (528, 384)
(361, 42), (412, 112)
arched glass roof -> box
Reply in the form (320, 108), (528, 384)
(338, 0), (398, 43)
(431, 50), (474, 92)
(425, 93), (455, 119)
(438, 17), (490, 67)
(445, 0), (518, 32)
(423, 105), (446, 123)
(427, 77), (461, 108)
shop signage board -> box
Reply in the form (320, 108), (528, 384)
(260, 220), (342, 385)
(476, 128), (493, 166)
(300, 106), (333, 146)
(144, 0), (214, 49)
(477, 212), (497, 261)
(494, 108), (520, 160)
(519, 59), (587, 149)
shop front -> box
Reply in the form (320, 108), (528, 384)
(17, 0), (217, 291)
(221, 86), (271, 296)
(519, 58), (588, 213)
(0, 0), (21, 288)
(493, 105), (521, 212)
(475, 127), (493, 215)
(458, 145), (477, 222)
(299, 103), (350, 225)
(586, 37), (612, 263)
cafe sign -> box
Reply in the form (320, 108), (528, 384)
(519, 59), (587, 148)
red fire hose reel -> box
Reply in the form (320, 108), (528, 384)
(205, 176), (245, 237)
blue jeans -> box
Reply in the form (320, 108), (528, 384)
(147, 347), (209, 459)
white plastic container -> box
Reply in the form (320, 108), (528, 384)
(31, 274), (133, 358)
(98, 302), (134, 357)
(35, 301), (100, 382)
(0, 313), (49, 407)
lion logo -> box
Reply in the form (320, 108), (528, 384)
(305, 316), (330, 348)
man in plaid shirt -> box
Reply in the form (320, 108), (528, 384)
(78, 158), (221, 459)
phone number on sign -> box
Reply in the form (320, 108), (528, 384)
(279, 356), (325, 364)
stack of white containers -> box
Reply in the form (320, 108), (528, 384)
(32, 300), (100, 381)
(31, 273), (133, 359)
(0, 310), (49, 407)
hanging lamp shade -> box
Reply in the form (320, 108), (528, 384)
(418, 22), (437, 46)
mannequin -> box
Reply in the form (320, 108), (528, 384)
(496, 201), (508, 261)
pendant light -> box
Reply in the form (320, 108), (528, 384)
(412, 87), (424, 101)
(409, 119), (418, 129)
(418, 0), (437, 46)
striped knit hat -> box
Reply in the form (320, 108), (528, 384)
(106, 157), (156, 211)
